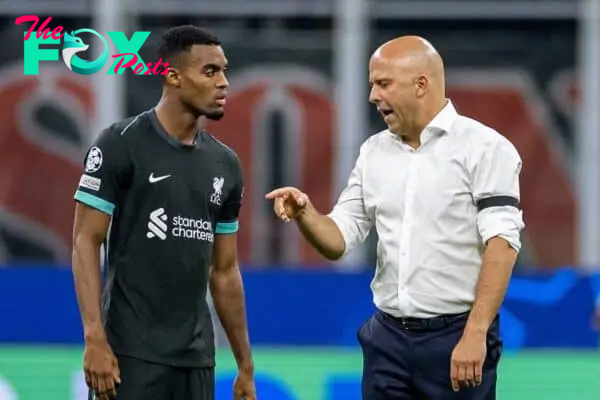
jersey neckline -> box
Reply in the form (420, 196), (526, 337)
(148, 108), (204, 151)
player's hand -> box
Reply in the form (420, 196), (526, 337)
(233, 368), (257, 400)
(450, 331), (486, 392)
(83, 336), (121, 400)
(265, 186), (310, 222)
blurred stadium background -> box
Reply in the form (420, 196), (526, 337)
(0, 0), (599, 398)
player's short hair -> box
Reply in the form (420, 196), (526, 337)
(157, 25), (221, 67)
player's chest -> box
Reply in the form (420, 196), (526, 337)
(129, 154), (231, 210)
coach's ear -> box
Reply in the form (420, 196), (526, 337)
(415, 74), (428, 98)
(164, 67), (182, 88)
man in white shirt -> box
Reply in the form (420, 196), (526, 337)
(266, 36), (524, 399)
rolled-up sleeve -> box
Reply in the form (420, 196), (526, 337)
(471, 136), (525, 252)
(327, 143), (373, 256)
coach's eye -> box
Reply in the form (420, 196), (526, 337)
(205, 70), (215, 77)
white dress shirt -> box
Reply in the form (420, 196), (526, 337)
(328, 100), (524, 318)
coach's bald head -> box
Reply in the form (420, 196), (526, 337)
(369, 36), (447, 143)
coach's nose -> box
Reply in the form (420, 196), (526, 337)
(369, 85), (381, 104)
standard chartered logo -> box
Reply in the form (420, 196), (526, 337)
(146, 208), (213, 242)
(146, 208), (168, 240)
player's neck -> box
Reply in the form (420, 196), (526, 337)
(154, 100), (199, 146)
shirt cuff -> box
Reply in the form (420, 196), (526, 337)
(215, 220), (239, 234)
(327, 210), (355, 256)
(74, 190), (115, 216)
(477, 206), (524, 252)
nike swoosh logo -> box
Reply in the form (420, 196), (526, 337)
(149, 173), (171, 183)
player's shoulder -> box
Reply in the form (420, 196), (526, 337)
(95, 111), (148, 145)
(202, 131), (240, 164)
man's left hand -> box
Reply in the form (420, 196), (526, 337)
(233, 368), (256, 400)
(450, 331), (487, 391)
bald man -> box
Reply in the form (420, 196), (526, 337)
(266, 36), (524, 399)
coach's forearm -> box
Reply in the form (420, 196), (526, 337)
(210, 265), (254, 372)
(72, 236), (105, 341)
(465, 237), (518, 335)
(295, 204), (346, 260)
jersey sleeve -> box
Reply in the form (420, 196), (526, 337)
(215, 154), (244, 235)
(73, 129), (130, 216)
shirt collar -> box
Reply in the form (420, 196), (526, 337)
(386, 98), (458, 144)
(426, 99), (458, 135)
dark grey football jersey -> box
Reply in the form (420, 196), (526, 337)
(74, 109), (243, 367)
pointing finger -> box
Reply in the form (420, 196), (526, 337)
(265, 187), (300, 199)
(265, 188), (291, 199)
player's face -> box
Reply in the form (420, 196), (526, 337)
(368, 56), (420, 135)
(178, 44), (229, 120)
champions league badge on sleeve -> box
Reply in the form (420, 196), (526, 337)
(85, 146), (103, 173)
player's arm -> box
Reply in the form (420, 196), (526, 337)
(72, 204), (111, 340)
(465, 137), (525, 336)
(72, 131), (129, 340)
(210, 159), (253, 374)
(72, 131), (129, 396)
(270, 142), (373, 260)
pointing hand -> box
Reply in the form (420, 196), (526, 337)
(265, 187), (310, 222)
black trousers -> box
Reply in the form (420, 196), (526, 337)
(88, 356), (215, 400)
(358, 310), (502, 400)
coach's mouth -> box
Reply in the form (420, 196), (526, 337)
(378, 106), (393, 116)
(379, 109), (394, 119)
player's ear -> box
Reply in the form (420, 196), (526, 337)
(165, 67), (182, 88)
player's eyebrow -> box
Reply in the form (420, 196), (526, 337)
(202, 63), (227, 71)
